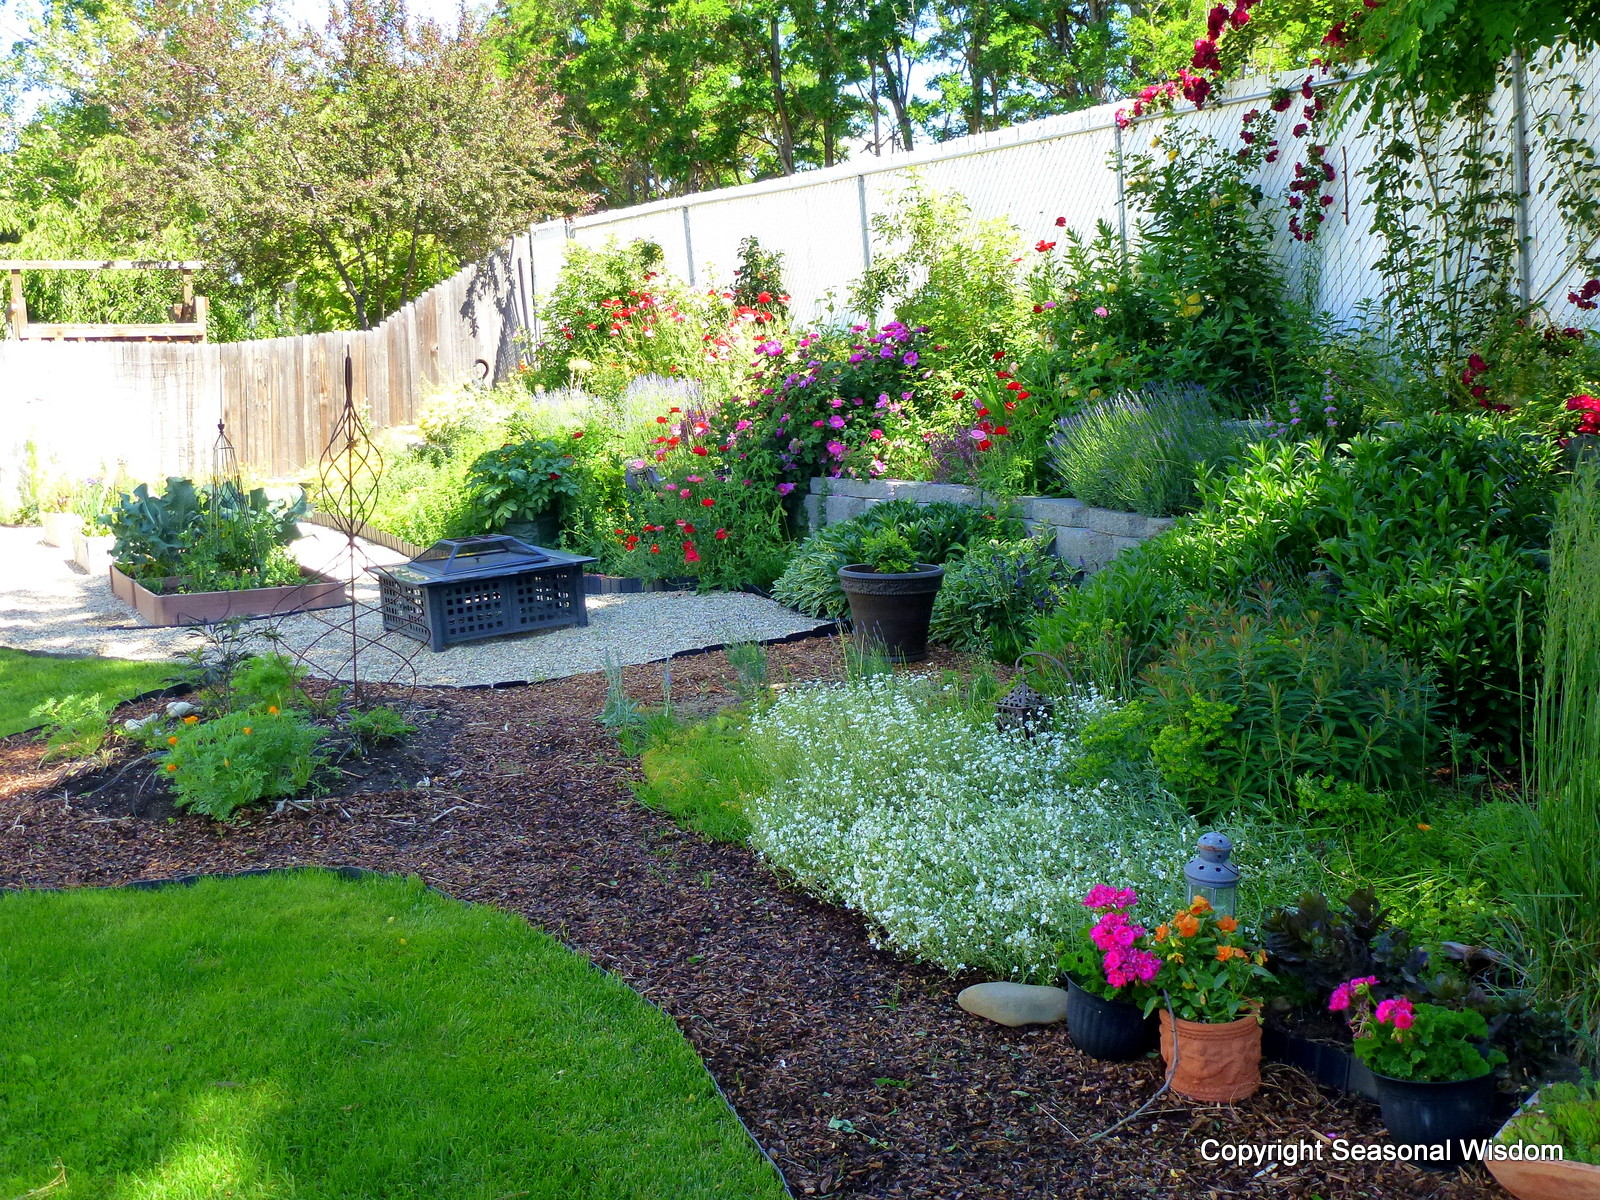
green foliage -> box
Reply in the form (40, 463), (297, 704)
(227, 654), (306, 715)
(0, 650), (175, 740)
(159, 708), (325, 821)
(851, 181), (1027, 369)
(730, 237), (788, 311)
(466, 438), (580, 527)
(724, 642), (770, 705)
(1512, 462), (1600, 1062)
(28, 693), (115, 764)
(1048, 383), (1244, 517)
(1499, 1077), (1600, 1165)
(344, 704), (418, 747)
(636, 711), (770, 842)
(1353, 1001), (1500, 1083)
(0, 871), (787, 1198)
(929, 537), (1071, 661)
(365, 424), (503, 548)
(1085, 601), (1436, 818)
(856, 526), (919, 574)
(772, 500), (1025, 618)
(102, 478), (307, 589)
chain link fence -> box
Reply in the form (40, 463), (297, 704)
(508, 49), (1600, 343)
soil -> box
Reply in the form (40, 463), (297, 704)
(0, 638), (1502, 1200)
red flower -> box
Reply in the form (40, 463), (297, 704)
(952, 389), (966, 400)
(1054, 215), (1067, 227)
(691, 445), (709, 456)
(994, 425), (1010, 435)
(656, 416), (668, 424)
(1006, 381), (1022, 391)
(992, 350), (1006, 360)
(1032, 304), (1043, 313)
(701, 497), (715, 507)
(976, 407), (991, 417)
(683, 542), (701, 564)
(572, 430), (585, 439)
(649, 544), (660, 554)
(757, 291), (772, 303)
(547, 472), (561, 481)
(977, 438), (993, 451)
(714, 528), (728, 540)
(1206, 4), (1228, 38)
(1016, 390), (1031, 400)
(614, 527), (626, 536)
(1004, 401), (1016, 411)
(1035, 240), (1056, 252)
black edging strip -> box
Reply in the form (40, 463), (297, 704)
(0, 864), (796, 1199)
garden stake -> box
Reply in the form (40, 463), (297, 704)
(1080, 991), (1181, 1145)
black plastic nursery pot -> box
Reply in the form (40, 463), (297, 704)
(1065, 978), (1158, 1061)
(1372, 1070), (1498, 1167)
(837, 563), (945, 663)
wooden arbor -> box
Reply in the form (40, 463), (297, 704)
(3, 260), (209, 342)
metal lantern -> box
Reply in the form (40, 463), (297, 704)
(996, 652), (1066, 736)
(1185, 831), (1240, 917)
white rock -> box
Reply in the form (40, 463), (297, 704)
(165, 701), (198, 718)
(958, 982), (1070, 1028)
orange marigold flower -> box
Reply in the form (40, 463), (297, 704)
(1175, 914), (1200, 938)
(268, 705), (280, 715)
(167, 735), (179, 746)
(1416, 823), (1432, 831)
(1216, 945), (1235, 963)
(1189, 896), (1212, 915)
(1216, 915), (1238, 933)
(166, 763), (177, 772)
(242, 727), (252, 735)
(183, 715), (199, 724)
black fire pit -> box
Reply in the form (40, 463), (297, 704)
(372, 536), (595, 652)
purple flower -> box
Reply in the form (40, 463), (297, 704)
(903, 352), (919, 366)
(828, 415), (846, 429)
(825, 440), (846, 459)
(848, 353), (864, 364)
(776, 482), (797, 496)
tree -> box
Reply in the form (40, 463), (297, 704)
(94, 0), (579, 330)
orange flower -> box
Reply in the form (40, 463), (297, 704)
(268, 705), (280, 715)
(1175, 913), (1200, 938)
(1155, 923), (1171, 940)
(165, 763), (177, 772)
(1216, 945), (1235, 963)
(1189, 896), (1212, 916)
(182, 715), (198, 725)
(1416, 823), (1432, 832)
(242, 727), (252, 735)
(167, 735), (179, 746)
(1216, 915), (1238, 933)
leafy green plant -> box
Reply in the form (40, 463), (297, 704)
(1085, 600), (1436, 819)
(1049, 384), (1244, 517)
(159, 707), (325, 820)
(228, 653), (306, 714)
(28, 693), (115, 763)
(1498, 1077), (1600, 1165)
(344, 704), (417, 747)
(856, 527), (918, 574)
(772, 500), (1025, 618)
(101, 478), (307, 589)
(929, 537), (1071, 661)
(1334, 979), (1502, 1083)
(466, 438), (580, 528)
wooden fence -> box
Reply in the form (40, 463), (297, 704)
(0, 247), (523, 503)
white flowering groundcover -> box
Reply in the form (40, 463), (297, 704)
(746, 674), (1316, 980)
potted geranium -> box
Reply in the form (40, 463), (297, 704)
(1059, 885), (1161, 1060)
(837, 527), (944, 662)
(1147, 896), (1273, 1102)
(1331, 976), (1503, 1165)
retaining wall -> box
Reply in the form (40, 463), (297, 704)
(803, 477), (1174, 571)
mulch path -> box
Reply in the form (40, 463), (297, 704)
(0, 637), (1503, 1200)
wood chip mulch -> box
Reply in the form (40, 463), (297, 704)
(0, 638), (1504, 1200)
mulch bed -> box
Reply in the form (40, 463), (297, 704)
(1, 638), (1503, 1200)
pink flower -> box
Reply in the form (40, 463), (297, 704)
(869, 429), (884, 440)
(828, 415), (846, 429)
(776, 482), (796, 496)
(1082, 885), (1139, 911)
(1376, 996), (1415, 1030)
(1094, 306), (1109, 318)
(825, 440), (846, 459)
(679, 488), (691, 498)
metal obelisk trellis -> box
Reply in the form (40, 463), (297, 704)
(289, 350), (418, 703)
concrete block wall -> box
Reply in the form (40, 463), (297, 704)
(802, 477), (1176, 572)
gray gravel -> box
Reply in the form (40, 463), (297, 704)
(0, 523), (828, 686)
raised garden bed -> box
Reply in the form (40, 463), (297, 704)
(108, 563), (348, 626)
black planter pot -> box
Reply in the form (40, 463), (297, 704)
(837, 563), (945, 663)
(503, 512), (562, 548)
(1065, 978), (1158, 1061)
(1372, 1070), (1498, 1168)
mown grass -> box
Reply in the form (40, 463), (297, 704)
(0, 648), (176, 736)
(0, 870), (786, 1200)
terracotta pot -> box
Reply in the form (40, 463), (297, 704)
(1158, 1010), (1262, 1102)
(1484, 1090), (1600, 1199)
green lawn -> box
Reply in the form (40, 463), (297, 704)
(0, 871), (786, 1200)
(0, 648), (177, 736)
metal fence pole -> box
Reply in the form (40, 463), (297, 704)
(1113, 120), (1129, 264)
(1511, 50), (1534, 311)
(857, 174), (871, 270)
(682, 206), (696, 287)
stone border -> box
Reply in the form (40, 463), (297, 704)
(802, 478), (1174, 572)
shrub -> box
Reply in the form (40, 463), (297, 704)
(771, 500), (1025, 618)
(744, 673), (1320, 979)
(344, 704), (417, 747)
(1048, 383), (1244, 517)
(160, 707), (325, 820)
(465, 437), (580, 528)
(228, 653), (307, 714)
(1080, 601), (1437, 819)
(929, 537), (1072, 661)
(29, 693), (114, 763)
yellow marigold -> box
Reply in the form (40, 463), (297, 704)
(1255, 949), (1268, 966)
(1175, 913), (1200, 938)
(183, 715), (198, 724)
(1216, 915), (1238, 933)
